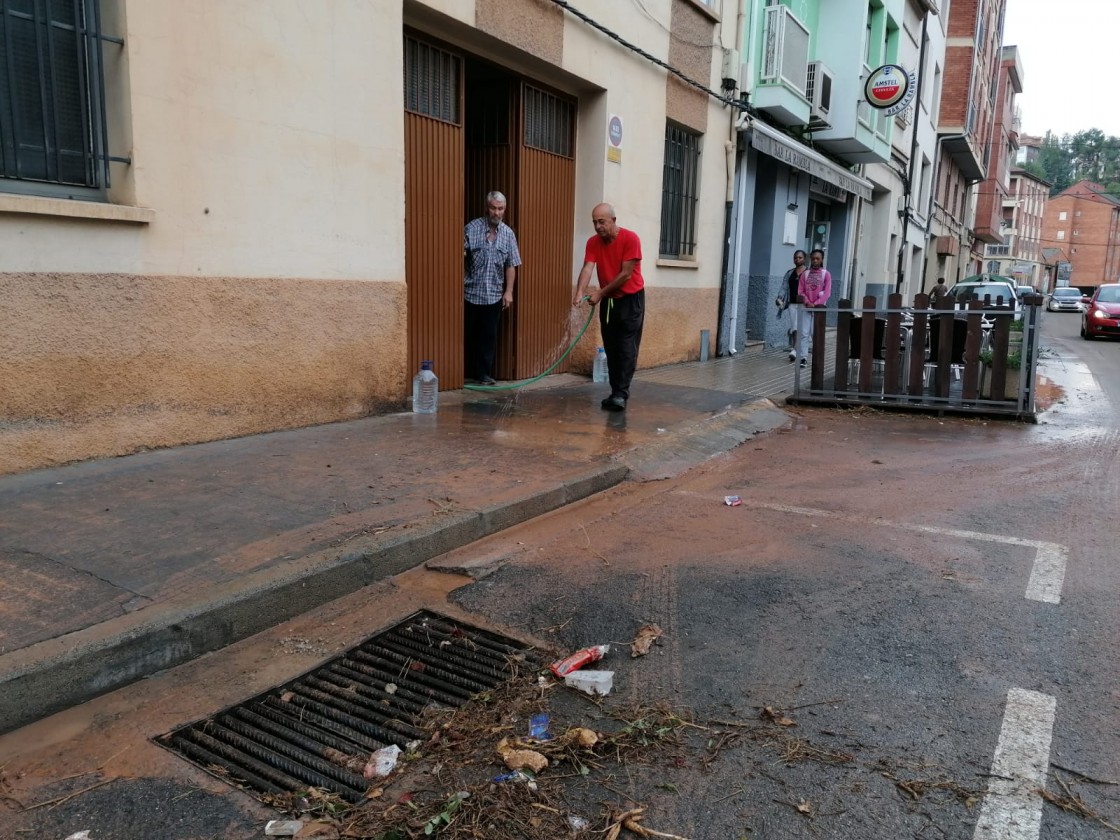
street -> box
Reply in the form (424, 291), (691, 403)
(2, 311), (1118, 840)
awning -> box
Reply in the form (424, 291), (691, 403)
(748, 120), (873, 202)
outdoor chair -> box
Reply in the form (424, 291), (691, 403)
(847, 316), (887, 381)
(925, 316), (967, 384)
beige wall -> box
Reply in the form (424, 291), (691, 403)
(0, 1), (409, 474)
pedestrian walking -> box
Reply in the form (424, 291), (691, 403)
(794, 249), (831, 368)
(572, 203), (645, 412)
(463, 191), (521, 385)
(930, 276), (949, 304)
(779, 249), (807, 361)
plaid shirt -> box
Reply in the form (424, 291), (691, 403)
(463, 218), (521, 305)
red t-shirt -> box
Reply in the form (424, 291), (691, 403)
(584, 228), (644, 297)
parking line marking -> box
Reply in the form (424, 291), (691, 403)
(973, 688), (1057, 840)
(747, 503), (1067, 604)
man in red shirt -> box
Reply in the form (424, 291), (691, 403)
(573, 203), (645, 411)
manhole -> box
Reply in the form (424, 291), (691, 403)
(157, 611), (543, 804)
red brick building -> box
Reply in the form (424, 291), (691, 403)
(1041, 181), (1120, 290)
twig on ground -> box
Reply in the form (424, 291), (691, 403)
(23, 778), (115, 811)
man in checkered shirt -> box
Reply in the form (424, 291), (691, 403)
(463, 191), (521, 385)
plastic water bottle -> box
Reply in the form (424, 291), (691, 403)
(412, 360), (438, 414)
(592, 347), (609, 383)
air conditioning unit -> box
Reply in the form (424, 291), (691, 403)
(805, 60), (834, 128)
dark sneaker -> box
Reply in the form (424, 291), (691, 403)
(799, 359), (807, 368)
(788, 352), (796, 363)
(479, 375), (496, 386)
(602, 395), (626, 411)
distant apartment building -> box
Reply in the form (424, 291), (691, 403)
(1041, 181), (1120, 290)
(926, 0), (1007, 286)
(973, 46), (1022, 255)
(1015, 134), (1044, 166)
(983, 167), (1050, 287)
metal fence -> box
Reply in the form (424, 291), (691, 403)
(789, 292), (1041, 420)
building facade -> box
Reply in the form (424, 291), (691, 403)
(858, 0), (943, 305)
(925, 0), (1007, 287)
(724, 0), (903, 352)
(982, 167), (1049, 288)
(973, 45), (1022, 262)
(0, 0), (741, 475)
(1041, 181), (1120, 290)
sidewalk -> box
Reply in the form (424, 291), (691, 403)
(0, 347), (798, 733)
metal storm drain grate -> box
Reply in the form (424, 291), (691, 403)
(157, 611), (541, 804)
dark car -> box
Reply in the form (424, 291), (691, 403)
(1081, 284), (1120, 339)
(1048, 287), (1085, 312)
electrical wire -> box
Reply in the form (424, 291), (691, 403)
(547, 0), (745, 111)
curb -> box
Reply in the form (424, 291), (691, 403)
(0, 463), (629, 735)
(619, 399), (794, 480)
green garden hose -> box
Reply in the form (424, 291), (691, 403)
(464, 301), (596, 392)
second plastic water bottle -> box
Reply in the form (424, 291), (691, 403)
(592, 347), (609, 383)
(412, 360), (438, 414)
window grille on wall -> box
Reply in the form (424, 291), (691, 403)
(523, 85), (573, 158)
(404, 36), (460, 124)
(659, 123), (701, 259)
(0, 0), (118, 194)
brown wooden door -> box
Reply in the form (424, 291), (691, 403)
(404, 34), (464, 389)
(506, 82), (577, 379)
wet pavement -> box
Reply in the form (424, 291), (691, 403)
(1, 315), (1116, 839)
(0, 349), (796, 733)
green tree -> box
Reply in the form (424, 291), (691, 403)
(1038, 131), (1072, 194)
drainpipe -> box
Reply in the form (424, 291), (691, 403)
(894, 12), (929, 295)
(717, 0), (748, 355)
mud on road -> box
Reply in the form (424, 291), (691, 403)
(3, 402), (1119, 839)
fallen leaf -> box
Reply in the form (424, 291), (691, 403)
(631, 623), (664, 658)
(761, 706), (797, 727)
(796, 799), (813, 815)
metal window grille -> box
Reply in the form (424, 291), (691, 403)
(523, 85), (573, 158)
(403, 36), (460, 124)
(0, 0), (117, 190)
(659, 123), (700, 259)
(760, 4), (809, 91)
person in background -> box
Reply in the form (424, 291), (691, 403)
(930, 276), (949, 304)
(463, 191), (521, 385)
(779, 249), (807, 362)
(572, 203), (645, 412)
(794, 249), (832, 368)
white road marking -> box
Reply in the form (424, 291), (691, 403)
(973, 688), (1057, 840)
(746, 502), (1068, 604)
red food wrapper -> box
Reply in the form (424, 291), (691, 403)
(550, 644), (610, 678)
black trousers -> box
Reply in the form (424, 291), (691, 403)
(599, 289), (645, 399)
(464, 300), (502, 380)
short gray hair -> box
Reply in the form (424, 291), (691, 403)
(486, 191), (507, 205)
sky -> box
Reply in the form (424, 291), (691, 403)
(1001, 0), (1120, 138)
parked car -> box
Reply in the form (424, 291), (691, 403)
(946, 281), (1022, 319)
(1081, 284), (1120, 339)
(1048, 287), (1085, 312)
(1016, 285), (1037, 300)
